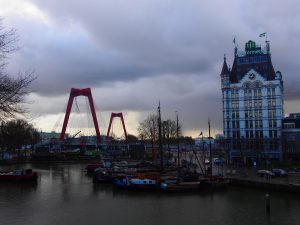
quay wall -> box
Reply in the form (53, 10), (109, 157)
(229, 177), (300, 192)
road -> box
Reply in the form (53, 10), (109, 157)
(223, 166), (300, 185)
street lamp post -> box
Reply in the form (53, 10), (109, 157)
(158, 102), (163, 171)
(201, 132), (204, 153)
(164, 120), (171, 165)
(239, 136), (245, 167)
(208, 118), (213, 177)
(226, 139), (230, 165)
(264, 137), (270, 169)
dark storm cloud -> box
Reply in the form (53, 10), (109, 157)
(19, 0), (299, 97)
(3, 0), (300, 134)
(9, 0), (244, 96)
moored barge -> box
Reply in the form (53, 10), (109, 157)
(0, 169), (38, 182)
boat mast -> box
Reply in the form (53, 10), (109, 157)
(208, 118), (213, 177)
(158, 101), (163, 171)
(176, 111), (180, 169)
(200, 131), (205, 171)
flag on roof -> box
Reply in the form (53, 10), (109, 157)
(259, 32), (266, 37)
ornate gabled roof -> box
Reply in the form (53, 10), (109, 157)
(220, 55), (230, 76)
(229, 40), (276, 83)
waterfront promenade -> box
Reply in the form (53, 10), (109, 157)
(225, 167), (300, 192)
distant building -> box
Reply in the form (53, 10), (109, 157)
(194, 137), (215, 150)
(282, 113), (300, 162)
(40, 131), (63, 143)
(220, 39), (284, 163)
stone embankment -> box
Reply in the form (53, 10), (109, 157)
(226, 168), (300, 192)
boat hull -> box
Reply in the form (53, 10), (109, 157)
(93, 172), (113, 184)
(161, 181), (201, 192)
(86, 164), (102, 174)
(0, 172), (38, 182)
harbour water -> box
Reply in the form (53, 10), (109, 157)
(1, 163), (300, 225)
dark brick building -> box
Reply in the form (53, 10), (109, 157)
(282, 113), (300, 162)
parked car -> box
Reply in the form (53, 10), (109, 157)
(213, 158), (224, 165)
(204, 159), (210, 164)
(286, 167), (300, 173)
(257, 170), (275, 177)
(271, 168), (288, 177)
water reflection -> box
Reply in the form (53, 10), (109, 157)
(0, 163), (299, 225)
(0, 182), (38, 197)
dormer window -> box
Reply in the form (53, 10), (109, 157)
(249, 73), (255, 80)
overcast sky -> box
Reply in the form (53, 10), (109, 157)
(1, 0), (300, 137)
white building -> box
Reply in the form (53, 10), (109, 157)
(220, 40), (284, 163)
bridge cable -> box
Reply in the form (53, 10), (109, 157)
(52, 100), (68, 133)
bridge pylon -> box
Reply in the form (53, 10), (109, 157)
(60, 88), (101, 143)
(106, 112), (128, 143)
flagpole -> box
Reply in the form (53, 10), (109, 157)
(259, 32), (267, 42)
(233, 36), (237, 56)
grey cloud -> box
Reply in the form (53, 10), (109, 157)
(3, 0), (300, 134)
(27, 73), (222, 134)
(9, 0), (244, 95)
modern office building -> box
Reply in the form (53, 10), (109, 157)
(220, 39), (284, 164)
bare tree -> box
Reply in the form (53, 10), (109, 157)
(0, 20), (19, 62)
(137, 115), (182, 143)
(0, 73), (35, 120)
(0, 20), (35, 121)
(163, 119), (182, 139)
(138, 114), (158, 142)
